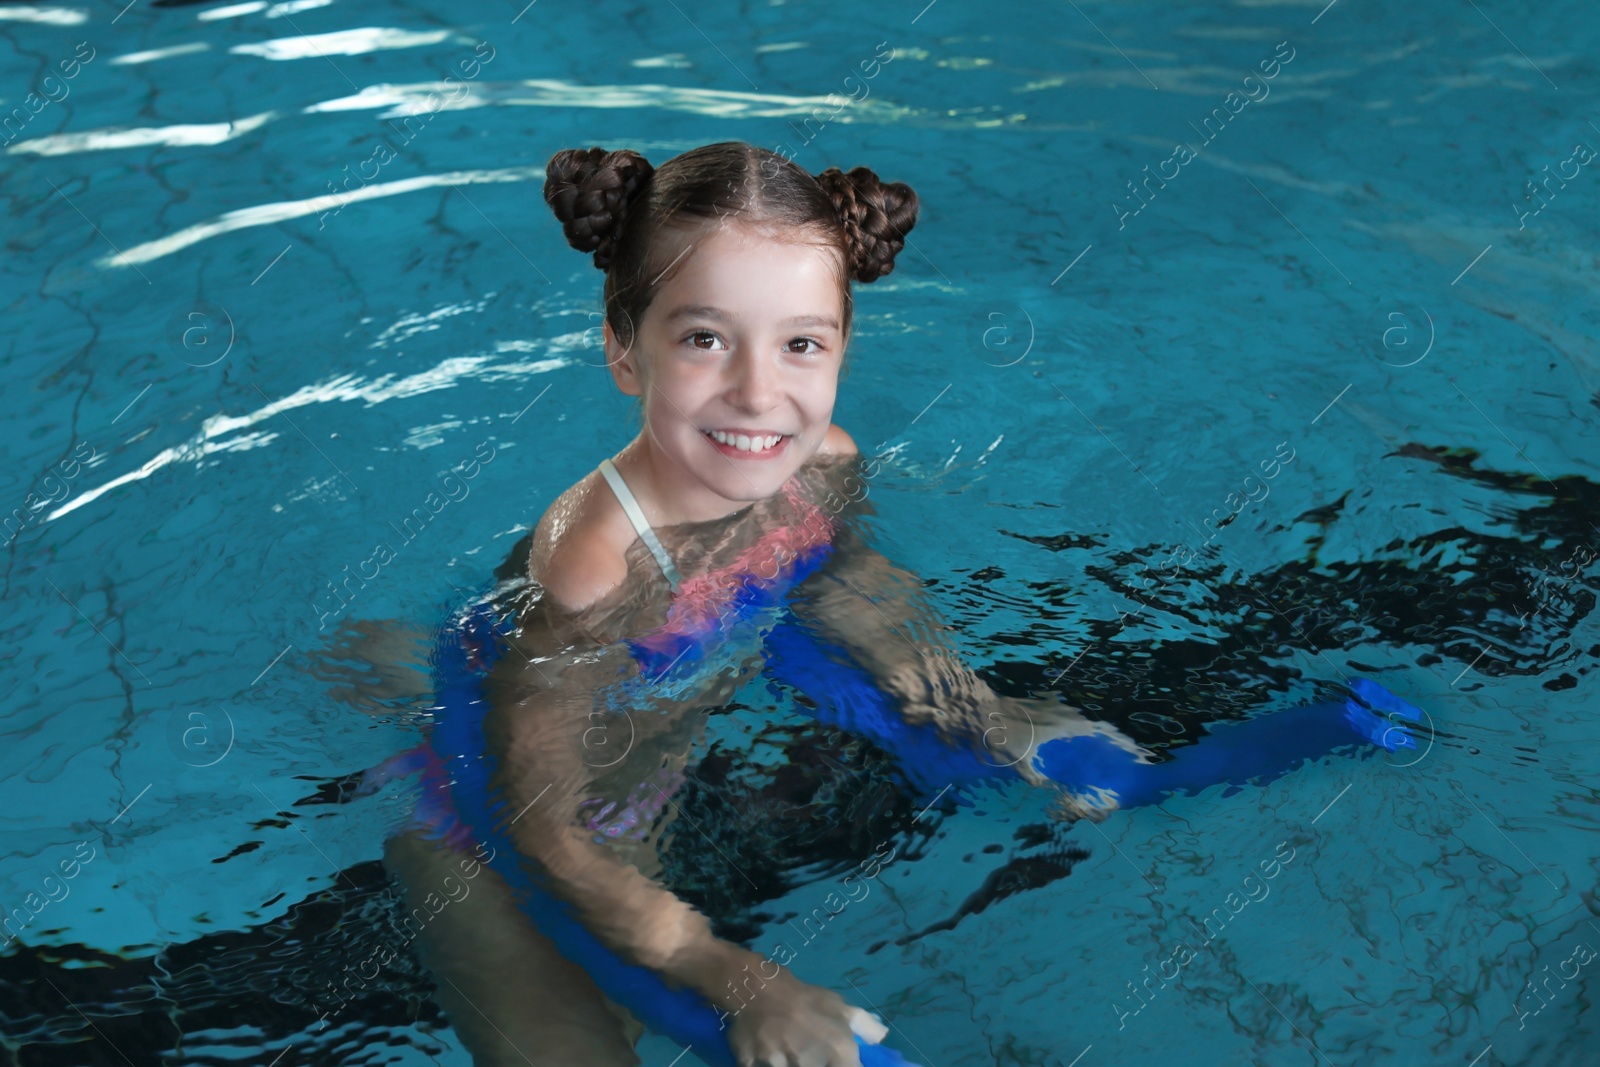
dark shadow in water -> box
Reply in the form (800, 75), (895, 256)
(0, 859), (445, 1067)
(866, 830), (1092, 955)
(657, 715), (945, 944)
(0, 722), (951, 1066)
(979, 443), (1598, 758)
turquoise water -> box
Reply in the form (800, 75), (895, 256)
(3, 0), (1597, 1064)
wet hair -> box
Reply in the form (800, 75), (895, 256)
(542, 141), (919, 358)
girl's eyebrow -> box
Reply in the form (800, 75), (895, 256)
(664, 304), (840, 330)
(784, 314), (842, 330)
(663, 304), (728, 323)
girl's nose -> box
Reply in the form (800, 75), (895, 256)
(728, 349), (780, 413)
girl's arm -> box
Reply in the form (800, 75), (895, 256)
(480, 632), (752, 1002)
(790, 455), (1146, 776)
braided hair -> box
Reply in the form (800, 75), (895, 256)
(811, 165), (919, 284)
(542, 141), (918, 350)
(542, 146), (656, 274)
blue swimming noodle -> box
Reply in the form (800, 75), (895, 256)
(426, 538), (1425, 1066)
(760, 614), (1426, 806)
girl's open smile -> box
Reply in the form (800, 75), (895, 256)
(701, 428), (794, 458)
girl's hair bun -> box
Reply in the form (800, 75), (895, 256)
(543, 147), (656, 271)
(812, 166), (919, 283)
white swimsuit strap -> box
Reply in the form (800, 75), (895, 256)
(598, 458), (683, 591)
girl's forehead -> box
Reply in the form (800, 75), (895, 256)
(665, 220), (838, 268)
(660, 232), (840, 295)
(642, 226), (840, 313)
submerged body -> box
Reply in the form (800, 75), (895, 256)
(381, 442), (912, 1065)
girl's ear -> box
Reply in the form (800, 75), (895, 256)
(603, 319), (644, 396)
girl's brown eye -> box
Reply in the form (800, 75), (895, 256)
(690, 331), (717, 349)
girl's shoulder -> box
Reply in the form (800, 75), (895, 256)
(816, 422), (859, 459)
(523, 468), (640, 623)
(789, 424), (866, 507)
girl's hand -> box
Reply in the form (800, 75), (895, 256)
(979, 693), (1148, 784)
(726, 974), (870, 1067)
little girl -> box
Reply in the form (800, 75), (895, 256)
(374, 140), (1418, 1067)
(382, 140), (983, 1067)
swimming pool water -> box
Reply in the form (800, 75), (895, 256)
(2, 0), (1597, 1064)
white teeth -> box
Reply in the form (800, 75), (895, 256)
(708, 430), (783, 451)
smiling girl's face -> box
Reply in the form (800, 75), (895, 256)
(603, 222), (847, 524)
